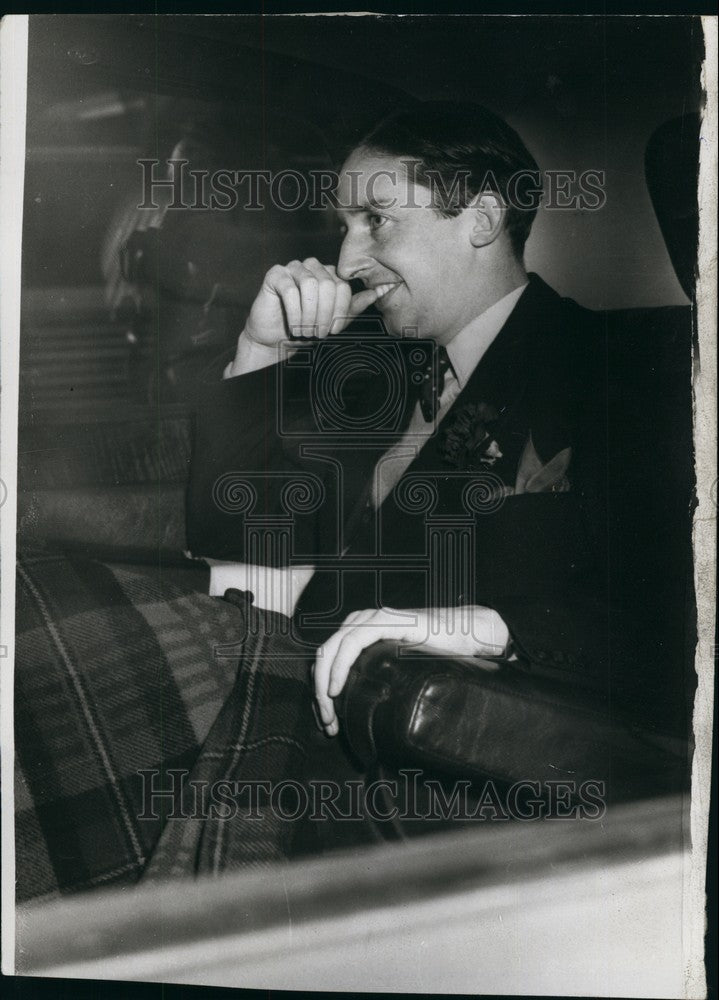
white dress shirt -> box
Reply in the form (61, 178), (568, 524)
(208, 283), (528, 614)
(372, 283), (527, 508)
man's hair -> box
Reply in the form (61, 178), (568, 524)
(357, 101), (542, 258)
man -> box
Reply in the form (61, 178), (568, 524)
(189, 101), (693, 741)
(145, 99), (694, 875)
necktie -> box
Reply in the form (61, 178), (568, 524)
(419, 344), (453, 422)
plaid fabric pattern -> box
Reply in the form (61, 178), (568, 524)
(142, 590), (318, 881)
(14, 550), (245, 903)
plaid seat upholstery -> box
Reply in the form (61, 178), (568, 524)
(14, 550), (246, 902)
(142, 590), (318, 882)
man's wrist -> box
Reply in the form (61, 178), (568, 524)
(224, 330), (287, 378)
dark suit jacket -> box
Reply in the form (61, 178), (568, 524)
(187, 274), (696, 736)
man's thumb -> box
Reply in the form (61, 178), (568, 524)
(348, 283), (398, 317)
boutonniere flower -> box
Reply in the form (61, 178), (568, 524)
(439, 402), (504, 471)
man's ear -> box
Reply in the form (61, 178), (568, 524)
(468, 193), (505, 248)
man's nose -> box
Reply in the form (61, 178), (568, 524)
(337, 231), (374, 282)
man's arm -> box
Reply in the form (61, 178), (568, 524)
(187, 257), (391, 562)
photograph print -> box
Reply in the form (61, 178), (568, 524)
(1, 12), (715, 997)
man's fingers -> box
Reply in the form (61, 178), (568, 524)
(324, 608), (409, 703)
(262, 265), (303, 338)
(312, 651), (332, 719)
(328, 281), (353, 335)
(314, 683), (336, 733)
(327, 632), (363, 698)
(298, 270), (320, 336)
(313, 611), (377, 735)
(313, 608), (418, 735)
(250, 262), (399, 345)
(302, 258), (356, 338)
(275, 283), (302, 337)
(316, 688), (337, 735)
(286, 260), (319, 336)
(327, 622), (388, 698)
(314, 632), (345, 733)
(302, 258), (339, 337)
(266, 260), (391, 340)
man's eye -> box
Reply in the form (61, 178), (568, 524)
(369, 214), (387, 231)
(338, 223), (348, 236)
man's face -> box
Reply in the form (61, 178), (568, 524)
(335, 148), (477, 343)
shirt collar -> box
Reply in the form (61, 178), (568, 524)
(445, 282), (529, 389)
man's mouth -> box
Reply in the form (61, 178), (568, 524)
(372, 281), (402, 306)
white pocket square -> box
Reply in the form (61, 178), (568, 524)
(514, 435), (572, 495)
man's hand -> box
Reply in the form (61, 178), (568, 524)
(243, 257), (396, 346)
(313, 605), (509, 736)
